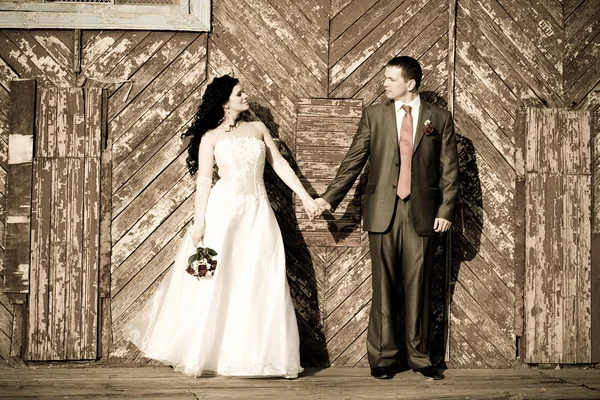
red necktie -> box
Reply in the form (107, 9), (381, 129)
(397, 105), (412, 199)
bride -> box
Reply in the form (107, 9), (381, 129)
(124, 74), (319, 378)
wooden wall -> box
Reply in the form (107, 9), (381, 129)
(0, 0), (599, 368)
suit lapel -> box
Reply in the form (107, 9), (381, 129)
(413, 102), (432, 155)
(384, 100), (398, 152)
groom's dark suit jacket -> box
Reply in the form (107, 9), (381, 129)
(322, 99), (459, 236)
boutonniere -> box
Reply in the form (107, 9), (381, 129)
(424, 120), (435, 136)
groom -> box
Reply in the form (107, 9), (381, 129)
(315, 56), (459, 380)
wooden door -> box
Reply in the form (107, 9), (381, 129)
(26, 88), (104, 361)
(519, 108), (597, 364)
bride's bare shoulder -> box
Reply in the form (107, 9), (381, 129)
(202, 130), (220, 147)
(245, 121), (268, 139)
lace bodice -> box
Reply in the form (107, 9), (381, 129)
(214, 136), (267, 198)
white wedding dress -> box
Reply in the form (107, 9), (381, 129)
(124, 136), (303, 378)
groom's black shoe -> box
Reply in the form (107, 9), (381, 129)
(370, 366), (395, 380)
(413, 366), (444, 380)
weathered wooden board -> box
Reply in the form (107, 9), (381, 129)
(295, 98), (363, 247)
(523, 108), (594, 364)
(565, 0), (600, 108)
(2, 367), (600, 399)
(27, 88), (103, 361)
(3, 80), (35, 294)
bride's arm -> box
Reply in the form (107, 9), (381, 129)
(191, 136), (214, 246)
(259, 123), (319, 221)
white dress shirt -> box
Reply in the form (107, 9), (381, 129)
(394, 95), (421, 144)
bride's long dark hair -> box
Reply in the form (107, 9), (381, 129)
(182, 75), (239, 176)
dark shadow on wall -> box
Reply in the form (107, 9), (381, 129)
(248, 102), (330, 368)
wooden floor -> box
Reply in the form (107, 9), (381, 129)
(1, 366), (600, 399)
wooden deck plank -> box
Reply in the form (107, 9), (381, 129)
(2, 367), (600, 399)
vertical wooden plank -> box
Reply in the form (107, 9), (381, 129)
(525, 107), (538, 172)
(98, 88), (111, 360)
(541, 172), (553, 364)
(578, 174), (592, 363)
(592, 111), (600, 363)
(27, 158), (52, 360)
(100, 298), (112, 359)
(563, 173), (578, 361)
(46, 89), (57, 159)
(36, 89), (48, 158)
(4, 79), (36, 294)
(580, 111), (592, 175)
(85, 88), (102, 158)
(548, 109), (561, 173)
(27, 159), (40, 360)
(8, 295), (26, 358)
(552, 174), (563, 362)
(99, 89), (111, 300)
(39, 158), (51, 361)
(563, 110), (580, 175)
(524, 173), (537, 362)
(514, 109), (526, 347)
(45, 159), (57, 360)
(66, 157), (84, 360)
(72, 89), (86, 158)
(81, 157), (100, 359)
(74, 29), (82, 74)
(52, 158), (69, 360)
(56, 91), (68, 158)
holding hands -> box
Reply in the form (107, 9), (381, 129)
(313, 198), (331, 218)
(301, 197), (331, 221)
(301, 196), (320, 221)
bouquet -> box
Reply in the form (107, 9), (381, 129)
(186, 246), (218, 279)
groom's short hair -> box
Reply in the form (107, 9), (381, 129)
(387, 56), (422, 89)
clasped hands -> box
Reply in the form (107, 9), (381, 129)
(301, 197), (331, 221)
(302, 197), (452, 233)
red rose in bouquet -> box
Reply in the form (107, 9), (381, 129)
(186, 246), (218, 280)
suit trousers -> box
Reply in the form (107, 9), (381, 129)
(366, 196), (438, 369)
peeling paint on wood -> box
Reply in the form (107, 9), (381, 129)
(295, 98), (363, 247)
(4, 79), (35, 294)
(524, 108), (594, 364)
(27, 88), (102, 361)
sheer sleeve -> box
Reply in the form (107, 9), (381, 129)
(191, 135), (215, 244)
(193, 176), (212, 232)
(272, 158), (313, 203)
